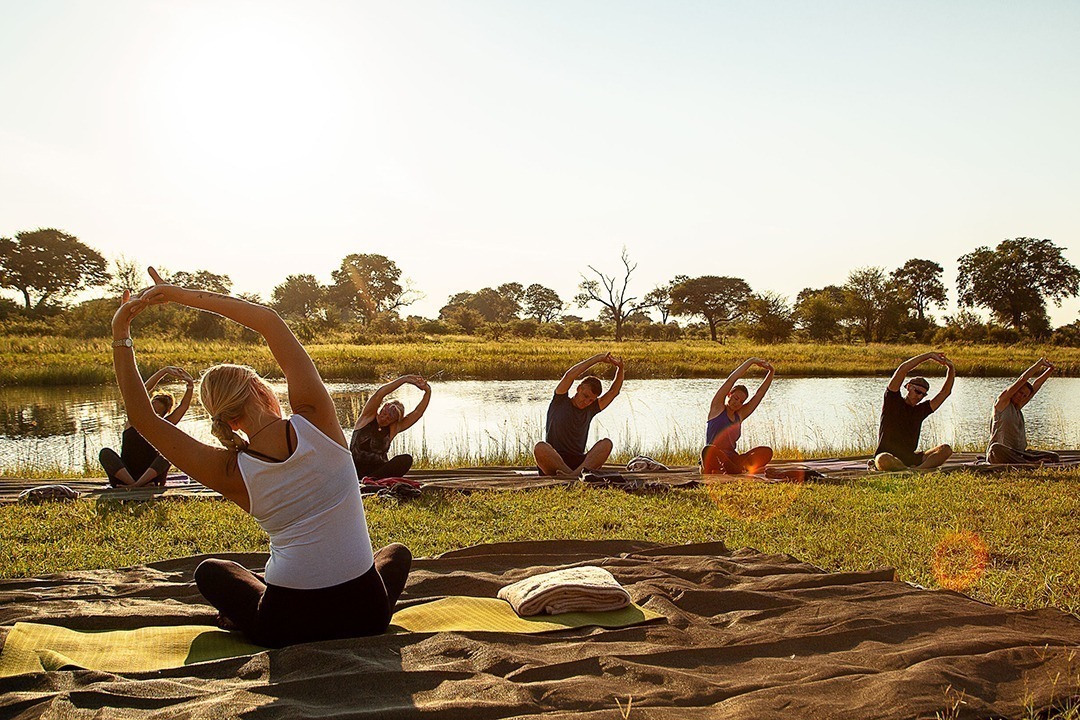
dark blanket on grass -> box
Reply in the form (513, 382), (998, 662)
(1, 540), (1079, 719)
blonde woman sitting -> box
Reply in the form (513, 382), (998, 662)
(110, 269), (411, 647)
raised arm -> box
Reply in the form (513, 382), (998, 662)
(554, 353), (608, 395)
(395, 377), (432, 433)
(165, 368), (195, 425)
(1030, 359), (1055, 396)
(140, 268), (342, 445)
(112, 292), (244, 506)
(740, 361), (775, 419)
(597, 355), (624, 411)
(928, 355), (955, 411)
(996, 359), (1053, 411)
(356, 376), (412, 428)
(709, 357), (758, 419)
(887, 352), (942, 392)
(143, 367), (172, 393)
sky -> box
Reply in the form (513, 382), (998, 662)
(1, 0), (1078, 325)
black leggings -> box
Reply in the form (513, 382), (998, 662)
(356, 454), (413, 480)
(99, 448), (171, 487)
(194, 543), (412, 648)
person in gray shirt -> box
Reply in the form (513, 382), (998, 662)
(987, 358), (1059, 465)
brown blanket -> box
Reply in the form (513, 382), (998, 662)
(1, 540), (1078, 718)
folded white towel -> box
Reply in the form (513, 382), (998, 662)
(497, 566), (631, 616)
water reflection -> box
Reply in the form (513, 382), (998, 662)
(1, 377), (1077, 473)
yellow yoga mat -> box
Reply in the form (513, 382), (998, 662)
(0, 599), (662, 676)
(389, 596), (662, 633)
(0, 623), (265, 677)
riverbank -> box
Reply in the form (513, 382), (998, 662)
(2, 335), (1078, 386)
(2, 468), (1077, 618)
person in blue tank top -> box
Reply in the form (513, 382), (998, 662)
(702, 357), (775, 475)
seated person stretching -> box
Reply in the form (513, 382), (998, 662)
(702, 357), (775, 474)
(99, 366), (193, 487)
(111, 269), (411, 648)
(873, 352), (954, 471)
(534, 353), (624, 476)
(350, 375), (431, 480)
(987, 358), (1058, 465)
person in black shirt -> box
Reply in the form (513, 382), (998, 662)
(534, 352), (625, 476)
(99, 366), (194, 487)
(350, 375), (431, 479)
(873, 352), (955, 471)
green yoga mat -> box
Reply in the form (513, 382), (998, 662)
(0, 599), (661, 676)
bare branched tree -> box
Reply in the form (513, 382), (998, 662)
(574, 248), (651, 341)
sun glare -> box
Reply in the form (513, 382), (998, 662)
(141, 8), (352, 188)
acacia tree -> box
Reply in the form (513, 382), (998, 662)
(742, 292), (795, 343)
(643, 275), (688, 324)
(891, 258), (947, 324)
(669, 275), (752, 342)
(0, 228), (109, 310)
(522, 283), (564, 322)
(574, 249), (652, 341)
(957, 238), (1080, 336)
(329, 253), (418, 325)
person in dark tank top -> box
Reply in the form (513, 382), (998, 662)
(349, 375), (432, 479)
(872, 351), (955, 471)
(99, 366), (194, 488)
(534, 352), (625, 476)
(702, 357), (775, 475)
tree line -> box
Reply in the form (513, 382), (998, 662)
(2, 228), (1079, 345)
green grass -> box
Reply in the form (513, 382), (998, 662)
(2, 469), (1077, 619)
(2, 335), (1078, 385)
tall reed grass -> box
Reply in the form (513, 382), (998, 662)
(2, 335), (1077, 386)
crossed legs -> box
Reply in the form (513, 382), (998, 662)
(534, 439), (613, 477)
(874, 444), (953, 471)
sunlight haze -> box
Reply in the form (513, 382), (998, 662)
(2, 0), (1078, 323)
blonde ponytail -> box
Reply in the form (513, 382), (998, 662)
(199, 364), (282, 452)
(211, 415), (249, 452)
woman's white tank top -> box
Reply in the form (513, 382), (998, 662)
(238, 414), (375, 589)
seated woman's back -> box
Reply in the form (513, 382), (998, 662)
(240, 415), (374, 590)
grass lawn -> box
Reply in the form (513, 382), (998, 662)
(2, 469), (1077, 618)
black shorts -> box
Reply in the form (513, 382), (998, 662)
(554, 449), (587, 473)
(878, 448), (925, 467)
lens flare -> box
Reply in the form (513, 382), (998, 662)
(704, 476), (804, 522)
(931, 530), (989, 591)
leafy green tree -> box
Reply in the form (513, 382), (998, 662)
(891, 258), (947, 324)
(522, 283), (564, 322)
(330, 253), (417, 325)
(669, 275), (752, 342)
(0, 228), (109, 310)
(842, 267), (909, 343)
(271, 274), (328, 319)
(793, 286), (845, 342)
(957, 238), (1080, 336)
(742, 292), (795, 343)
(440, 286), (521, 324)
(169, 269), (233, 293)
(574, 249), (652, 341)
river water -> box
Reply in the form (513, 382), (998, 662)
(1, 377), (1077, 472)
